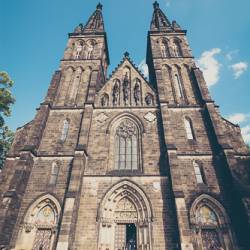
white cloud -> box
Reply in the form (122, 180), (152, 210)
(227, 113), (250, 124)
(197, 48), (221, 87)
(138, 59), (149, 78)
(230, 62), (248, 79)
(226, 49), (239, 61)
(241, 125), (250, 144)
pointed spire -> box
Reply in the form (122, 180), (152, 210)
(83, 3), (105, 33)
(150, 1), (172, 31)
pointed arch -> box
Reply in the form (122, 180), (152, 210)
(106, 112), (145, 135)
(15, 194), (61, 250)
(184, 116), (195, 140)
(172, 37), (183, 57)
(193, 160), (206, 184)
(107, 114), (144, 172)
(159, 37), (170, 57)
(100, 93), (109, 107)
(190, 194), (235, 250)
(97, 180), (153, 250)
(98, 180), (153, 222)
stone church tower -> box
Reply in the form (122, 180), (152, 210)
(0, 2), (250, 250)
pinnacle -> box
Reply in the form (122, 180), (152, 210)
(124, 52), (130, 58)
(153, 1), (160, 9)
(96, 3), (103, 10)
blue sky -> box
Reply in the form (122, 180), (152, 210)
(0, 0), (249, 143)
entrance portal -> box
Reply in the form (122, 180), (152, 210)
(115, 223), (137, 250)
(98, 181), (152, 250)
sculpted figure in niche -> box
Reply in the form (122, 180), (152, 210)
(123, 72), (130, 105)
(101, 94), (109, 107)
(113, 81), (119, 105)
(74, 41), (83, 59)
(86, 40), (95, 59)
(134, 80), (140, 105)
(145, 94), (153, 106)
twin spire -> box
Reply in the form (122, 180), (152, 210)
(151, 1), (182, 31)
(73, 1), (182, 34)
(74, 3), (105, 34)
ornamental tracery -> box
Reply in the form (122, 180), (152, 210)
(15, 195), (61, 250)
(114, 119), (139, 171)
(190, 195), (235, 250)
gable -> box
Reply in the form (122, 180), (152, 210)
(96, 59), (157, 107)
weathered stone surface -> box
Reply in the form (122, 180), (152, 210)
(0, 2), (249, 250)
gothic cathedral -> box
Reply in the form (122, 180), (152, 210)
(1, 2), (250, 250)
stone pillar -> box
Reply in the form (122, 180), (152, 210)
(174, 196), (194, 250)
(56, 151), (87, 250)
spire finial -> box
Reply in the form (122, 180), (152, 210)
(153, 1), (160, 9)
(124, 52), (130, 58)
(96, 3), (103, 10)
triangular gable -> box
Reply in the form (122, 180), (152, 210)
(96, 54), (157, 108)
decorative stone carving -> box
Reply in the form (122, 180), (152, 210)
(101, 94), (109, 107)
(23, 223), (34, 233)
(116, 120), (137, 138)
(123, 72), (130, 105)
(113, 81), (119, 105)
(134, 80), (140, 105)
(144, 112), (156, 123)
(145, 94), (153, 106)
(96, 112), (109, 123)
(115, 198), (137, 221)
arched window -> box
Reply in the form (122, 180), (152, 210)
(160, 39), (170, 58)
(173, 39), (182, 57)
(174, 73), (184, 99)
(114, 119), (139, 170)
(193, 161), (205, 184)
(196, 206), (223, 249)
(60, 119), (69, 142)
(49, 162), (60, 185)
(184, 117), (195, 140)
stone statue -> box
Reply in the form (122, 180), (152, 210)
(113, 82), (119, 105)
(145, 94), (153, 106)
(101, 95), (108, 107)
(134, 81), (140, 105)
(123, 72), (130, 105)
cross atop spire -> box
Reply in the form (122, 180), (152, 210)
(83, 3), (105, 33)
(150, 1), (172, 31)
(153, 1), (160, 9)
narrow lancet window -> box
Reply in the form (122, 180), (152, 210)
(60, 119), (69, 142)
(193, 161), (205, 184)
(173, 40), (182, 57)
(49, 162), (60, 185)
(174, 73), (184, 99)
(184, 117), (195, 140)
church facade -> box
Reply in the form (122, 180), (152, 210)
(0, 2), (250, 250)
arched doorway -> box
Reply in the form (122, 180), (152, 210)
(14, 194), (61, 250)
(190, 194), (235, 250)
(97, 180), (153, 250)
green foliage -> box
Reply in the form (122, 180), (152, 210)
(0, 71), (15, 168)
(0, 125), (14, 167)
(0, 71), (15, 116)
